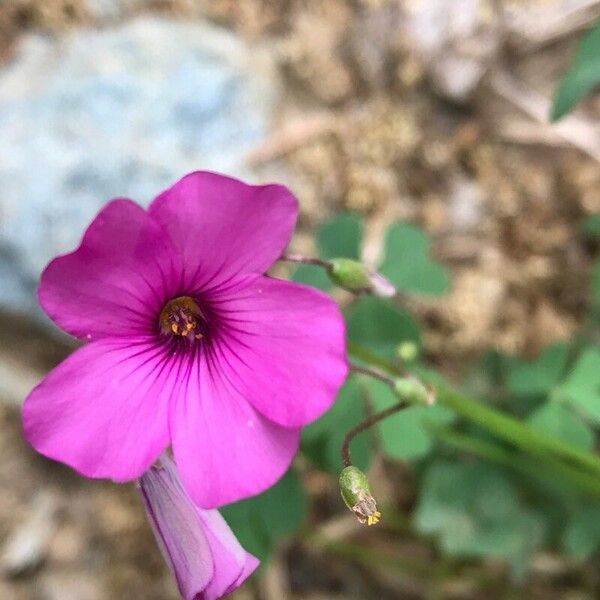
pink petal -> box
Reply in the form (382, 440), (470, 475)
(149, 171), (298, 292)
(39, 199), (180, 341)
(170, 351), (301, 509)
(198, 507), (260, 600)
(23, 338), (176, 480)
(140, 459), (214, 599)
(139, 456), (259, 600)
(209, 276), (348, 428)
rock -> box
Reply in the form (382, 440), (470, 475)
(402, 0), (500, 102)
(1, 491), (60, 577)
(0, 17), (278, 317)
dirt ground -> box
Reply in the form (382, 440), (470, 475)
(1, 1), (600, 598)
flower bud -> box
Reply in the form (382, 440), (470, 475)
(396, 341), (419, 362)
(339, 466), (381, 526)
(328, 258), (396, 297)
(139, 455), (259, 600)
(393, 377), (435, 406)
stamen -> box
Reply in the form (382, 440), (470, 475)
(160, 297), (205, 341)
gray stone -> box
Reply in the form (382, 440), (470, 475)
(0, 17), (278, 316)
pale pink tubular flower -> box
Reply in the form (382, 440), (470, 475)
(139, 455), (258, 600)
(23, 171), (348, 508)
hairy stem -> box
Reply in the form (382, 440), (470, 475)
(342, 399), (408, 467)
(348, 341), (600, 484)
(280, 253), (331, 269)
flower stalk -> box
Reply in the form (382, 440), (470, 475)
(281, 254), (396, 297)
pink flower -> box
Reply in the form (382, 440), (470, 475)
(139, 455), (259, 600)
(23, 171), (348, 508)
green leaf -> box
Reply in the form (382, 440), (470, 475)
(302, 377), (372, 473)
(583, 214), (600, 237)
(317, 213), (362, 260)
(557, 347), (600, 424)
(563, 504), (600, 558)
(593, 260), (600, 309)
(220, 469), (307, 562)
(346, 296), (421, 358)
(291, 213), (363, 291)
(414, 460), (545, 572)
(365, 379), (455, 460)
(380, 223), (450, 296)
(507, 344), (569, 398)
(528, 402), (595, 451)
(552, 19), (600, 120)
(292, 263), (332, 290)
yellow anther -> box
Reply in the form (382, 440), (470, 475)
(160, 296), (205, 340)
(367, 511), (381, 526)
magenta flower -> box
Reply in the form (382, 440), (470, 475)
(139, 455), (258, 600)
(23, 171), (348, 507)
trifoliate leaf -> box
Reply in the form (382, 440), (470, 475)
(346, 296), (421, 358)
(380, 222), (450, 296)
(507, 344), (569, 398)
(528, 402), (595, 451)
(557, 347), (600, 424)
(221, 469), (307, 562)
(551, 19), (600, 120)
(415, 460), (545, 573)
(364, 378), (454, 460)
(302, 377), (371, 473)
(317, 213), (362, 260)
(563, 504), (600, 558)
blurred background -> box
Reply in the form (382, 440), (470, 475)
(1, 0), (600, 598)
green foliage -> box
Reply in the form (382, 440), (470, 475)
(287, 206), (600, 578)
(221, 469), (307, 562)
(556, 347), (600, 424)
(552, 18), (600, 120)
(528, 402), (595, 451)
(292, 213), (362, 290)
(507, 344), (569, 398)
(563, 504), (600, 558)
(380, 223), (450, 296)
(415, 460), (545, 574)
(292, 263), (331, 290)
(583, 214), (600, 237)
(346, 296), (421, 358)
(302, 378), (372, 473)
(318, 213), (362, 260)
(365, 378), (455, 460)
(593, 260), (600, 310)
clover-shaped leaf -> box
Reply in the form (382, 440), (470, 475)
(364, 378), (454, 460)
(302, 377), (371, 473)
(552, 19), (600, 120)
(528, 402), (595, 451)
(346, 296), (421, 358)
(556, 347), (600, 425)
(415, 460), (545, 574)
(221, 469), (307, 562)
(379, 223), (450, 296)
(507, 344), (569, 398)
(292, 213), (362, 290)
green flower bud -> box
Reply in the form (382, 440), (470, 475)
(396, 341), (419, 362)
(327, 258), (396, 297)
(339, 466), (381, 526)
(393, 377), (434, 406)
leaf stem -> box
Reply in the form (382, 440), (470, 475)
(348, 341), (600, 480)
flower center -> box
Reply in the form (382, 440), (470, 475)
(159, 296), (204, 340)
